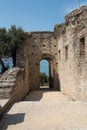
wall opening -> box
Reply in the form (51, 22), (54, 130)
(80, 37), (85, 58)
(58, 50), (61, 60)
(65, 45), (68, 60)
(40, 59), (49, 89)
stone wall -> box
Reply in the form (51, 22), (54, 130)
(1, 4), (87, 118)
(54, 6), (87, 101)
(0, 99), (10, 117)
(26, 32), (60, 90)
(0, 67), (29, 103)
(16, 41), (26, 68)
(15, 5), (87, 101)
(0, 67), (30, 117)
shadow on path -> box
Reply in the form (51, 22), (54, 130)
(24, 88), (59, 101)
(1, 113), (25, 130)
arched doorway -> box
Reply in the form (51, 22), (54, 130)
(39, 54), (55, 89)
(40, 59), (49, 89)
(25, 32), (60, 91)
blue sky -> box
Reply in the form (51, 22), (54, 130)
(40, 60), (49, 75)
(0, 0), (87, 74)
(0, 0), (87, 32)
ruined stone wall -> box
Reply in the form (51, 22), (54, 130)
(26, 32), (60, 90)
(0, 67), (30, 116)
(15, 5), (87, 101)
(16, 41), (26, 68)
(54, 6), (87, 101)
(0, 67), (29, 102)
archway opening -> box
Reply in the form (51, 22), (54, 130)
(40, 59), (49, 89)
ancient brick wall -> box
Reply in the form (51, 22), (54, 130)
(0, 67), (29, 102)
(0, 67), (30, 116)
(54, 6), (87, 101)
(15, 5), (87, 101)
(16, 41), (26, 68)
(26, 32), (60, 90)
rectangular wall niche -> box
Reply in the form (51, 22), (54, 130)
(65, 45), (68, 60)
(80, 37), (85, 58)
(58, 50), (61, 60)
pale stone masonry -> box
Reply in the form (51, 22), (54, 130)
(0, 5), (87, 105)
(22, 5), (87, 101)
(0, 67), (28, 103)
(54, 6), (87, 101)
(25, 32), (59, 90)
(0, 68), (26, 116)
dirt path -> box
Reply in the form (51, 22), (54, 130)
(1, 90), (87, 130)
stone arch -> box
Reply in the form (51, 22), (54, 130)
(40, 53), (54, 61)
(39, 53), (55, 89)
(25, 32), (60, 91)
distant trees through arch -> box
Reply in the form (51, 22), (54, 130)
(40, 59), (49, 89)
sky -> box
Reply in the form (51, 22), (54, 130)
(0, 0), (87, 32)
(40, 60), (49, 75)
(0, 0), (87, 74)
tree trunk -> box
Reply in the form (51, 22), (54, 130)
(12, 48), (16, 67)
(0, 58), (7, 73)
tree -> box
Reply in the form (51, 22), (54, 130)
(0, 59), (8, 73)
(0, 25), (28, 73)
(0, 28), (8, 57)
(8, 25), (28, 67)
(0, 28), (9, 72)
(40, 73), (49, 86)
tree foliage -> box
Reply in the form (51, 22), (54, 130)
(0, 28), (10, 72)
(0, 28), (9, 57)
(8, 25), (28, 66)
(0, 25), (28, 73)
(40, 73), (49, 86)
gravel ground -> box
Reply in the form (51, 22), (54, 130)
(1, 90), (87, 130)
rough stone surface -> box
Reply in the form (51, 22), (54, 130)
(0, 68), (20, 99)
(0, 99), (9, 107)
(25, 32), (59, 90)
(16, 5), (87, 101)
(0, 6), (87, 119)
(0, 5), (87, 129)
(0, 67), (29, 106)
(16, 42), (26, 68)
(65, 5), (87, 30)
(54, 5), (87, 101)
(0, 67), (30, 116)
(0, 99), (9, 117)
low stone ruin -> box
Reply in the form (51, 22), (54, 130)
(0, 5), (87, 116)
